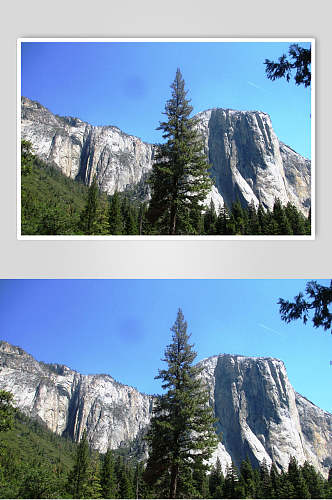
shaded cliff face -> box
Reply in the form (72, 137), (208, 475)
(196, 108), (311, 214)
(21, 97), (310, 215)
(1, 342), (329, 476)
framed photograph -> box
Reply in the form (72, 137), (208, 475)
(18, 38), (314, 240)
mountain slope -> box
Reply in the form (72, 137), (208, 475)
(0, 341), (329, 476)
(21, 97), (310, 214)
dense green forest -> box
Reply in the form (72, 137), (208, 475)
(0, 407), (331, 499)
(21, 141), (311, 237)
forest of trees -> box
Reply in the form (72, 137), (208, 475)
(0, 400), (331, 499)
(21, 140), (310, 237)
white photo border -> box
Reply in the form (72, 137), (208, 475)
(17, 37), (315, 241)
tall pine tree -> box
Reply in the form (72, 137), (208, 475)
(148, 69), (212, 235)
(144, 309), (218, 498)
(80, 176), (110, 235)
(67, 430), (90, 498)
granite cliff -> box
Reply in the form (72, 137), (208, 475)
(0, 341), (329, 476)
(21, 97), (310, 214)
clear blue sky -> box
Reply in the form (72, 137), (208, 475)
(0, 279), (329, 412)
(21, 40), (312, 158)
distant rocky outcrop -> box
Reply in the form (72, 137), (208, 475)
(0, 341), (329, 476)
(21, 97), (310, 214)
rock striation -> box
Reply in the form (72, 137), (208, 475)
(1, 342), (329, 476)
(196, 109), (311, 214)
(21, 97), (310, 215)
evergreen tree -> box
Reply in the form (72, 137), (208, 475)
(264, 43), (311, 87)
(272, 199), (293, 235)
(84, 454), (103, 499)
(209, 457), (224, 498)
(134, 461), (149, 499)
(109, 191), (125, 235)
(224, 462), (244, 499)
(257, 458), (272, 498)
(0, 390), (16, 432)
(229, 200), (247, 235)
(287, 456), (310, 498)
(278, 280), (332, 334)
(21, 140), (35, 176)
(67, 430), (90, 498)
(301, 461), (325, 498)
(247, 200), (261, 235)
(118, 463), (135, 498)
(144, 309), (218, 498)
(101, 449), (117, 498)
(285, 202), (307, 235)
(148, 69), (212, 235)
(215, 205), (228, 235)
(204, 199), (218, 235)
(79, 177), (110, 235)
(239, 458), (256, 498)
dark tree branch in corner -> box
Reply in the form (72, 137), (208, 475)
(264, 43), (311, 88)
(278, 280), (332, 333)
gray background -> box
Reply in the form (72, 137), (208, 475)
(1, 0), (329, 278)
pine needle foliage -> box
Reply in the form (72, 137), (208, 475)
(148, 69), (212, 235)
(144, 309), (218, 498)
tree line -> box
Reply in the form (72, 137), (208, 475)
(21, 141), (310, 236)
(0, 401), (331, 498)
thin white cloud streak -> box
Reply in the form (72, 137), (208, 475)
(247, 81), (269, 92)
(258, 323), (282, 335)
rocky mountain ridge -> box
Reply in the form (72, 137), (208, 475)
(21, 96), (311, 215)
(1, 341), (329, 476)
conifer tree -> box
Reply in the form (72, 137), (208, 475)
(85, 455), (102, 498)
(273, 199), (293, 235)
(257, 458), (272, 498)
(0, 390), (16, 432)
(240, 458), (256, 498)
(209, 457), (224, 498)
(109, 191), (125, 235)
(302, 461), (325, 498)
(148, 69), (212, 235)
(101, 449), (117, 498)
(285, 202), (308, 235)
(80, 177), (110, 235)
(224, 462), (243, 499)
(215, 205), (228, 235)
(270, 463), (283, 498)
(144, 309), (218, 498)
(204, 199), (218, 235)
(287, 456), (310, 499)
(247, 201), (261, 234)
(67, 430), (90, 498)
(118, 463), (135, 498)
(21, 140), (35, 176)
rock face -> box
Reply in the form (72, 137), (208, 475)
(21, 97), (310, 214)
(0, 341), (153, 452)
(198, 355), (331, 476)
(1, 342), (329, 476)
(196, 109), (311, 214)
(21, 97), (155, 196)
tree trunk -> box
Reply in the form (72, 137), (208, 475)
(169, 463), (179, 499)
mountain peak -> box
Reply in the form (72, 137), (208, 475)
(21, 96), (310, 215)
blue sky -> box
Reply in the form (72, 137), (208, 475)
(0, 279), (330, 412)
(21, 40), (312, 158)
